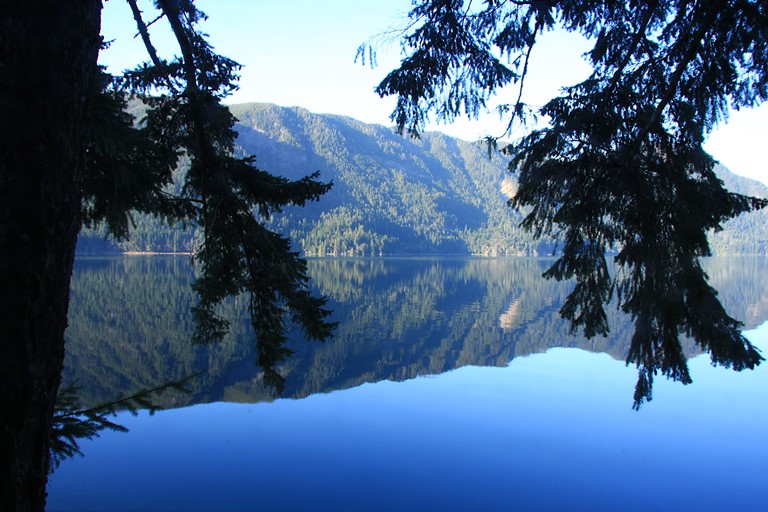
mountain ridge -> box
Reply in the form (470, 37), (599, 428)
(77, 102), (768, 256)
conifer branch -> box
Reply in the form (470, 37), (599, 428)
(125, 0), (173, 89)
(634, 0), (724, 144)
(58, 370), (205, 419)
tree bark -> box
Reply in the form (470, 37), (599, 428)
(0, 1), (102, 511)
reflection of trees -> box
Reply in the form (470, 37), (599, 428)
(64, 256), (768, 409)
(64, 258), (253, 407)
(703, 257), (768, 328)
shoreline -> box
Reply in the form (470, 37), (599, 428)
(122, 251), (194, 256)
(76, 251), (194, 257)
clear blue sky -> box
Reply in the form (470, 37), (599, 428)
(100, 0), (768, 186)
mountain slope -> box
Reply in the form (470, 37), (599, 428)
(78, 103), (768, 256)
(708, 164), (768, 254)
(230, 103), (543, 256)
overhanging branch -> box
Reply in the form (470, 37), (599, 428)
(125, 0), (172, 89)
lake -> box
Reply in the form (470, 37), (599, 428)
(47, 256), (768, 511)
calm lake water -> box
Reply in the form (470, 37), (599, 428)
(47, 256), (768, 512)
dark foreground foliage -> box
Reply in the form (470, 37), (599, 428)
(369, 0), (768, 407)
(83, 1), (336, 391)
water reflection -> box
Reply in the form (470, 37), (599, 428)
(48, 324), (768, 512)
(50, 373), (202, 471)
(63, 256), (768, 408)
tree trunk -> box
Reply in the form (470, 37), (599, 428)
(0, 1), (102, 511)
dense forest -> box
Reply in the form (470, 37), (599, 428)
(63, 256), (768, 409)
(77, 103), (768, 257)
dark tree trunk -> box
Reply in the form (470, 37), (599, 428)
(0, 1), (102, 511)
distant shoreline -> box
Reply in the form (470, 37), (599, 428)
(122, 251), (194, 256)
(75, 251), (194, 256)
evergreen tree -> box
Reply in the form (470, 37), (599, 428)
(1, 1), (333, 510)
(367, 0), (768, 407)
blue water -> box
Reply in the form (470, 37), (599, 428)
(47, 323), (768, 512)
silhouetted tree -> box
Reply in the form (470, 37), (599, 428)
(367, 0), (767, 407)
(0, 1), (333, 510)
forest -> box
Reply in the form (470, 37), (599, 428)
(77, 103), (768, 258)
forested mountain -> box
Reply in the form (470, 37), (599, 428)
(708, 169), (768, 254)
(77, 103), (768, 256)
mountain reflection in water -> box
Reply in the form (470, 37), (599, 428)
(48, 256), (768, 512)
(62, 256), (768, 408)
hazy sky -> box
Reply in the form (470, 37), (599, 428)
(100, 0), (768, 185)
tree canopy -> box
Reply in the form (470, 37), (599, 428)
(85, 0), (336, 390)
(368, 0), (768, 407)
(2, 2), (334, 509)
